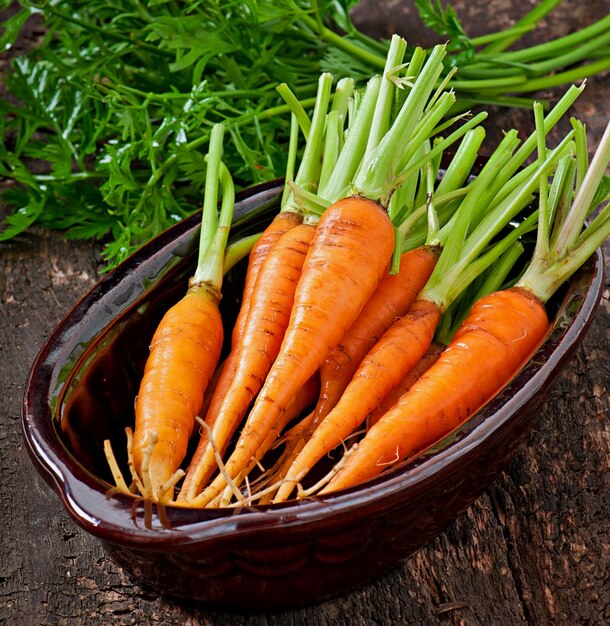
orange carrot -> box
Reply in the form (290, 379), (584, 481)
(273, 297), (442, 501)
(366, 341), (444, 427)
(210, 375), (320, 508)
(121, 124), (235, 501)
(310, 245), (439, 431)
(190, 196), (395, 506)
(179, 73), (336, 501)
(132, 286), (224, 498)
(230, 211), (303, 348)
(322, 287), (549, 492)
(180, 222), (316, 499)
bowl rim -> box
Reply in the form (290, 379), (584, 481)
(22, 179), (606, 547)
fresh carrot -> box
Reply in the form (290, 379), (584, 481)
(106, 124), (235, 502)
(323, 114), (610, 494)
(366, 342), (444, 427)
(179, 72), (342, 500)
(180, 221), (317, 498)
(190, 195), (396, 506)
(131, 287), (225, 499)
(310, 245), (440, 431)
(211, 375), (320, 508)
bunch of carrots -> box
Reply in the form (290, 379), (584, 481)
(105, 36), (610, 508)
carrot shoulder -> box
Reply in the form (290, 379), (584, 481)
(190, 196), (395, 506)
(323, 287), (549, 493)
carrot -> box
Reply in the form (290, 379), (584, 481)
(180, 222), (316, 498)
(109, 124), (235, 502)
(323, 287), (550, 492)
(271, 125), (555, 502)
(131, 287), (225, 499)
(210, 375), (320, 508)
(190, 195), (396, 506)
(324, 113), (610, 494)
(310, 245), (440, 430)
(366, 342), (444, 427)
(177, 73), (339, 501)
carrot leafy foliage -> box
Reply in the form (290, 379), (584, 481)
(1, 0), (610, 268)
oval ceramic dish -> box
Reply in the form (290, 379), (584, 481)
(23, 180), (605, 610)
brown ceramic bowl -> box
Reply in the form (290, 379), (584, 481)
(22, 180), (605, 610)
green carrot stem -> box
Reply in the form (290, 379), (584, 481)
(388, 145), (425, 224)
(276, 83), (311, 140)
(425, 147), (440, 245)
(424, 212), (538, 311)
(429, 111), (471, 138)
(224, 233), (260, 274)
(470, 24), (535, 48)
(363, 34), (407, 163)
(449, 74), (527, 92)
(460, 131), (575, 264)
(389, 226), (403, 275)
(319, 75), (381, 202)
(352, 45), (448, 202)
(383, 92), (457, 190)
(426, 68), (458, 113)
(398, 188), (469, 238)
(281, 114), (300, 207)
(527, 30), (610, 76)
(193, 159), (235, 289)
(379, 111), (489, 207)
(434, 127), (486, 197)
(438, 241), (525, 345)
(489, 84), (584, 190)
(480, 13), (610, 63)
(533, 101), (551, 261)
(286, 180), (331, 216)
(482, 58), (610, 94)
(547, 154), (577, 251)
(518, 120), (610, 302)
(436, 131), (521, 266)
(283, 72), (333, 218)
(553, 120), (610, 259)
(318, 110), (343, 193)
(570, 118), (589, 193)
(197, 124), (224, 263)
(429, 130), (576, 306)
(448, 95), (536, 115)
(330, 77), (355, 119)
(298, 14), (386, 70)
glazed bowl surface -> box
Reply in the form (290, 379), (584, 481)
(22, 180), (605, 610)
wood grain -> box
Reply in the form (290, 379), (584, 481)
(1, 1), (609, 623)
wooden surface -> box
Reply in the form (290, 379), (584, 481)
(1, 1), (609, 623)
